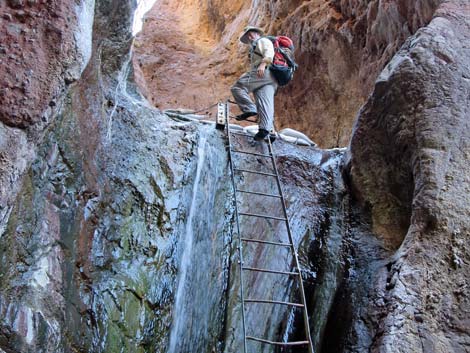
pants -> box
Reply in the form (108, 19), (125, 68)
(231, 68), (278, 132)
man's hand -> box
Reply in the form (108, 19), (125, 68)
(257, 63), (267, 78)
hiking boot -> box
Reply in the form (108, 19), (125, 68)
(235, 111), (257, 121)
(268, 132), (277, 143)
(254, 129), (269, 141)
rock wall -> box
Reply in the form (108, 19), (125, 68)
(133, 0), (442, 148)
(0, 0), (469, 352)
(0, 0), (351, 352)
(347, 0), (470, 351)
(0, 0), (92, 128)
(0, 0), (94, 257)
(0, 0), (235, 350)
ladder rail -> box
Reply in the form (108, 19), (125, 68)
(224, 102), (248, 352)
(267, 137), (314, 353)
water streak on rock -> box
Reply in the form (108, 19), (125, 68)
(168, 128), (209, 353)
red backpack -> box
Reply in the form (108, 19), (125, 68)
(263, 35), (298, 86)
(271, 37), (296, 66)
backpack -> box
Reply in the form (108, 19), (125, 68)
(253, 35), (298, 86)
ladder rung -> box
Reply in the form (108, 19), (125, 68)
(241, 238), (292, 247)
(244, 298), (304, 307)
(236, 189), (281, 198)
(242, 266), (299, 276)
(234, 168), (276, 177)
(231, 149), (271, 158)
(230, 131), (253, 138)
(238, 212), (286, 221)
(246, 336), (309, 346)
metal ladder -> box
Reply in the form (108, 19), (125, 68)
(220, 102), (314, 353)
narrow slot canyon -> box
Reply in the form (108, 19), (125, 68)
(0, 0), (468, 352)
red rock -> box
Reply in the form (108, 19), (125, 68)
(0, 0), (78, 128)
(7, 0), (24, 9)
(133, 0), (441, 148)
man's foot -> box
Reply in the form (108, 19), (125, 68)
(254, 129), (269, 141)
(268, 133), (277, 143)
(235, 111), (257, 121)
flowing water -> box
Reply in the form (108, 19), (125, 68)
(105, 52), (132, 143)
(168, 130), (209, 353)
(104, 47), (152, 143)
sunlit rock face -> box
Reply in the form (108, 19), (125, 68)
(133, 0), (442, 148)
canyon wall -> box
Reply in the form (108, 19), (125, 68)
(347, 1), (470, 351)
(0, 0), (233, 350)
(0, 0), (94, 247)
(0, 0), (469, 352)
(133, 0), (442, 148)
(0, 0), (351, 352)
(134, 5), (470, 350)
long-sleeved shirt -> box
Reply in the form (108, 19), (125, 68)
(250, 37), (274, 70)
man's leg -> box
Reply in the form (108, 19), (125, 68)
(254, 83), (276, 132)
(231, 73), (257, 114)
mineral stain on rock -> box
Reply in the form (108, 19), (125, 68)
(0, 0), (469, 353)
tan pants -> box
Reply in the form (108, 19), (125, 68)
(231, 68), (278, 132)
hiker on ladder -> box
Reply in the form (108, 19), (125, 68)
(231, 26), (278, 141)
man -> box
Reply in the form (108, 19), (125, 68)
(231, 26), (278, 141)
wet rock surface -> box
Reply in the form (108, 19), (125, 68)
(222, 139), (347, 353)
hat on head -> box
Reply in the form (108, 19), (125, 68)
(239, 26), (264, 44)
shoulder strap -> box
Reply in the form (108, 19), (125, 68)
(251, 36), (274, 57)
(250, 37), (263, 57)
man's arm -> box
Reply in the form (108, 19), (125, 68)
(257, 38), (274, 78)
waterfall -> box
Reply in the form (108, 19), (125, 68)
(105, 52), (132, 143)
(168, 130), (209, 353)
(132, 0), (159, 35)
(105, 46), (151, 143)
